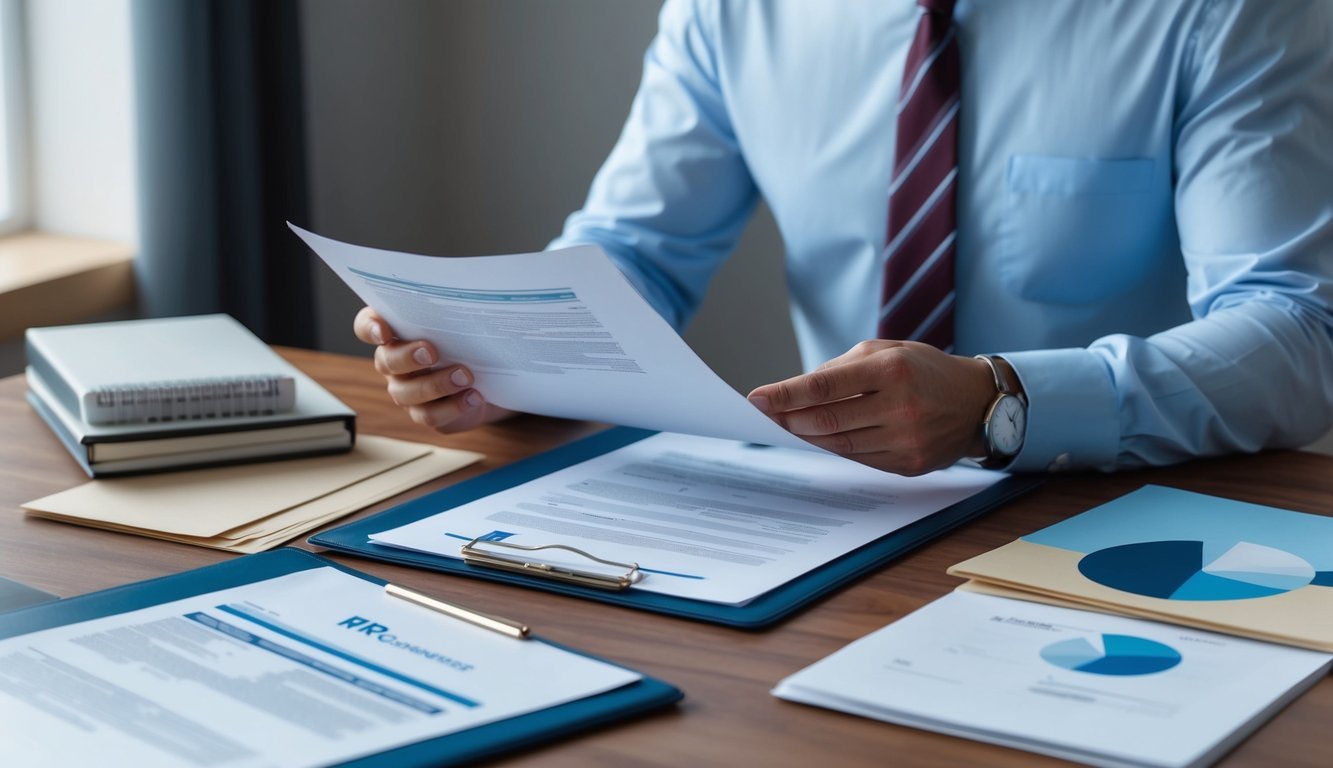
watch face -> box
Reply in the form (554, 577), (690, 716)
(989, 395), (1027, 456)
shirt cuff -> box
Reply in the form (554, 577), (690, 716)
(1000, 348), (1120, 473)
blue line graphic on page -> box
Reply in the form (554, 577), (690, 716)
(186, 612), (444, 714)
(211, 604), (479, 709)
(637, 567), (705, 580)
(348, 268), (576, 304)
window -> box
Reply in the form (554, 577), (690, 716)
(0, 0), (28, 235)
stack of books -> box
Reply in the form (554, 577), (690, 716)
(25, 314), (356, 476)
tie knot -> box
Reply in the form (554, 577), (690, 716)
(918, 0), (956, 17)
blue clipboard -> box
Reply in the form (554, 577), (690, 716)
(0, 548), (682, 767)
(311, 428), (1043, 629)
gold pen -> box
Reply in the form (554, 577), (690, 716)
(384, 583), (531, 640)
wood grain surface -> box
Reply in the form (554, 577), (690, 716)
(1, 347), (1329, 767)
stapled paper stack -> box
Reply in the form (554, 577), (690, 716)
(21, 435), (483, 553)
(775, 486), (1333, 767)
(774, 590), (1332, 768)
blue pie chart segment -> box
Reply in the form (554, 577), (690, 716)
(1041, 635), (1182, 676)
(1077, 540), (1315, 601)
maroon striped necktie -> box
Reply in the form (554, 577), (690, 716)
(877, 0), (960, 352)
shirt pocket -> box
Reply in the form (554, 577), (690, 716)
(997, 155), (1166, 305)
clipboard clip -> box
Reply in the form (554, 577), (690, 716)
(460, 537), (641, 591)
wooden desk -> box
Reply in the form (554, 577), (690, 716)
(2, 348), (1330, 767)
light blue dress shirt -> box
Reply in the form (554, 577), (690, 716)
(549, 0), (1333, 472)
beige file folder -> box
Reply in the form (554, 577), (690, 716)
(22, 434), (483, 553)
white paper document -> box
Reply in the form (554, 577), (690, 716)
(773, 592), (1333, 768)
(369, 432), (1004, 606)
(0, 567), (639, 767)
(290, 224), (810, 450)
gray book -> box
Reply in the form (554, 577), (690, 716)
(25, 315), (356, 477)
(26, 315), (297, 425)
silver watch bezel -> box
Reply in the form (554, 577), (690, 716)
(982, 391), (1026, 460)
(974, 354), (1027, 467)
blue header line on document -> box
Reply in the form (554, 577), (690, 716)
(347, 268), (577, 304)
(211, 604), (482, 709)
(186, 612), (446, 714)
(638, 567), (705, 580)
(445, 532), (705, 581)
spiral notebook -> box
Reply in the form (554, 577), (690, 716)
(26, 314), (297, 425)
(25, 314), (356, 476)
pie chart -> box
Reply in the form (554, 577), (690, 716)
(1077, 540), (1315, 601)
(1040, 634), (1182, 676)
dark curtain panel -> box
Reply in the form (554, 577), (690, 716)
(131, 0), (314, 347)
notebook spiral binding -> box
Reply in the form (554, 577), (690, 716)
(90, 375), (296, 424)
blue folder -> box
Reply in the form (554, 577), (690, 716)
(311, 428), (1043, 629)
(0, 548), (682, 767)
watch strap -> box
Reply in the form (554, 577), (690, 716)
(974, 354), (1017, 396)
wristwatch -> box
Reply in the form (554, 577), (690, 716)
(974, 354), (1027, 469)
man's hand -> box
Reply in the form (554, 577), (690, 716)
(353, 307), (515, 433)
(747, 340), (997, 476)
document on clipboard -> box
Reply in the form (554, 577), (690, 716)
(367, 432), (1006, 607)
(0, 550), (680, 768)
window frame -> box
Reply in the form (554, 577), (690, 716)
(0, 0), (29, 236)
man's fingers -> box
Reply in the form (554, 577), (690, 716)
(797, 425), (888, 456)
(374, 339), (443, 376)
(386, 366), (474, 406)
(776, 395), (883, 436)
(353, 306), (393, 346)
(748, 359), (875, 414)
(406, 389), (488, 432)
(353, 305), (516, 435)
(359, 306), (444, 378)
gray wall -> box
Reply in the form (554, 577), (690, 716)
(300, 0), (802, 394)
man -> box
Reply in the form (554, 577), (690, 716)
(355, 0), (1333, 476)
